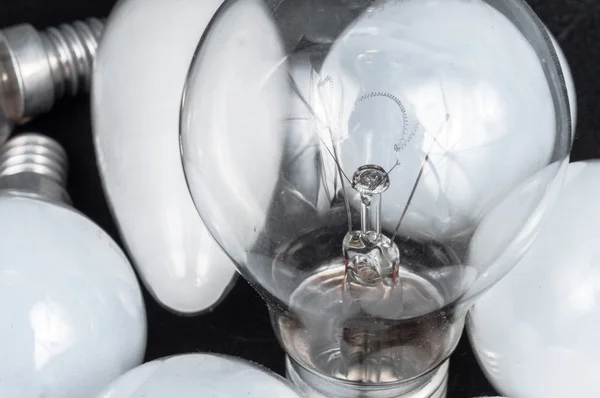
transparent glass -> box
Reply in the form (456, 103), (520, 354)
(180, 0), (571, 396)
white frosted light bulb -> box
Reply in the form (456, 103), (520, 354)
(315, 0), (576, 241)
(96, 353), (303, 397)
(92, 0), (237, 314)
(467, 160), (600, 398)
(0, 134), (146, 397)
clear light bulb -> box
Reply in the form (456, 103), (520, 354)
(96, 353), (303, 397)
(467, 160), (600, 398)
(92, 0), (237, 315)
(180, 0), (572, 397)
(0, 133), (147, 397)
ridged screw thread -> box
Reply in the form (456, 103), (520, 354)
(0, 133), (68, 188)
(40, 18), (105, 101)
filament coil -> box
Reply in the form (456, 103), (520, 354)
(354, 91), (418, 153)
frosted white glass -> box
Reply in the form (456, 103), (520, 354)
(92, 0), (237, 315)
(96, 353), (303, 397)
(0, 195), (146, 397)
(468, 160), (600, 398)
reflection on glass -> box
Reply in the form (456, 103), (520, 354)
(180, 0), (571, 396)
(30, 300), (75, 371)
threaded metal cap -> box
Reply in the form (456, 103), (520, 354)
(0, 133), (68, 187)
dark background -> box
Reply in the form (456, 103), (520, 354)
(2, 0), (599, 397)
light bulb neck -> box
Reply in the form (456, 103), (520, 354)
(286, 356), (449, 398)
(0, 133), (70, 204)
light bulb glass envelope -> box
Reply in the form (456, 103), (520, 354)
(96, 353), (303, 397)
(180, 0), (571, 396)
(550, 34), (576, 138)
(467, 160), (600, 398)
(0, 134), (147, 397)
(92, 0), (237, 315)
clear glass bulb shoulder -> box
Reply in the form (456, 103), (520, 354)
(180, 0), (572, 396)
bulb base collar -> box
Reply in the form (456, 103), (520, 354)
(285, 356), (448, 398)
(0, 133), (70, 204)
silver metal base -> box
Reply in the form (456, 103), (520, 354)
(286, 356), (448, 398)
(0, 133), (70, 204)
(0, 18), (104, 144)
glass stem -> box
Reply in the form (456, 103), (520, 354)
(360, 193), (381, 234)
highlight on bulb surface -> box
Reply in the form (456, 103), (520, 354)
(549, 34), (577, 138)
(0, 133), (147, 397)
(180, 0), (571, 396)
(92, 0), (237, 315)
(467, 160), (600, 398)
(96, 353), (303, 397)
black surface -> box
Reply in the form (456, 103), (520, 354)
(2, 1), (599, 397)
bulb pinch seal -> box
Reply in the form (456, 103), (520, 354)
(0, 133), (70, 204)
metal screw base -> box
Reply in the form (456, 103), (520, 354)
(40, 19), (105, 102)
(0, 18), (105, 143)
(286, 356), (449, 398)
(0, 133), (70, 204)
